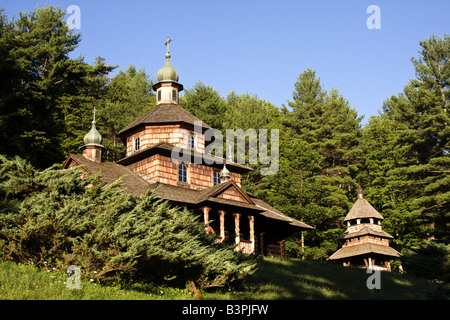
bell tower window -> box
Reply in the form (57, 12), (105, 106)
(172, 89), (177, 102)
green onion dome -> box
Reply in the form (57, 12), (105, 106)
(156, 52), (179, 82)
(83, 120), (103, 147)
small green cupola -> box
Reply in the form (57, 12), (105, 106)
(152, 37), (183, 105)
(157, 52), (179, 82)
(220, 163), (230, 182)
(83, 120), (103, 147)
(81, 108), (104, 163)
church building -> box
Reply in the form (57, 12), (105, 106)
(328, 186), (401, 271)
(62, 38), (312, 257)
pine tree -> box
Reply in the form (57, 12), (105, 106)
(250, 69), (363, 260)
(179, 81), (229, 131)
(380, 35), (450, 246)
(99, 65), (156, 162)
(0, 6), (114, 168)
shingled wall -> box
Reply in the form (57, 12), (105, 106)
(126, 125), (205, 157)
(127, 154), (241, 190)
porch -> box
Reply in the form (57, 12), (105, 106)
(201, 206), (256, 254)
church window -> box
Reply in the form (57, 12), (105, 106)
(133, 136), (141, 151)
(188, 134), (195, 149)
(157, 90), (161, 102)
(178, 164), (187, 183)
(213, 171), (221, 185)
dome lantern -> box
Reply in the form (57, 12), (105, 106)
(152, 37), (183, 105)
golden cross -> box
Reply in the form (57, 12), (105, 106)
(164, 36), (172, 54)
(93, 107), (97, 122)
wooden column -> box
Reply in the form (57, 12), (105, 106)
(385, 261), (391, 272)
(259, 232), (265, 256)
(218, 210), (226, 241)
(233, 213), (241, 251)
(248, 215), (255, 254)
(201, 206), (211, 233)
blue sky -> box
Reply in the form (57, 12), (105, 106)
(2, 0), (449, 124)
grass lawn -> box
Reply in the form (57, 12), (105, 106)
(236, 257), (447, 299)
(0, 257), (447, 300)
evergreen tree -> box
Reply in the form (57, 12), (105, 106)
(99, 65), (156, 162)
(0, 6), (114, 168)
(265, 69), (364, 260)
(376, 35), (450, 247)
(359, 115), (409, 249)
(179, 81), (229, 131)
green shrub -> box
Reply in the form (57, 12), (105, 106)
(0, 155), (257, 289)
(401, 241), (449, 283)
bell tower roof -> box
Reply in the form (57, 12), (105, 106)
(344, 186), (384, 222)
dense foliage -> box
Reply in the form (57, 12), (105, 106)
(0, 5), (448, 271)
(0, 155), (257, 288)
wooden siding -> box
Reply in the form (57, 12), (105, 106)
(127, 154), (242, 190)
(125, 124), (205, 157)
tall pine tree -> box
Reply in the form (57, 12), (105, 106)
(377, 35), (450, 247)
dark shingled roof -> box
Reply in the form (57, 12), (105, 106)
(63, 154), (151, 195)
(62, 155), (312, 230)
(344, 197), (384, 222)
(337, 226), (394, 240)
(328, 243), (401, 261)
(117, 103), (211, 137)
(147, 181), (312, 229)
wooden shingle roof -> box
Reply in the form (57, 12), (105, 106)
(62, 156), (312, 231)
(149, 181), (312, 230)
(62, 154), (150, 195)
(117, 103), (211, 138)
(337, 226), (394, 240)
(344, 193), (384, 222)
(328, 243), (401, 261)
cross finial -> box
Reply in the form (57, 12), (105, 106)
(357, 185), (364, 199)
(164, 36), (172, 54)
(92, 107), (97, 122)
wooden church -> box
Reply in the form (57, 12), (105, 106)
(62, 38), (312, 257)
(328, 186), (401, 271)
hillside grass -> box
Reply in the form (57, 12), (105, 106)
(0, 257), (447, 300)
